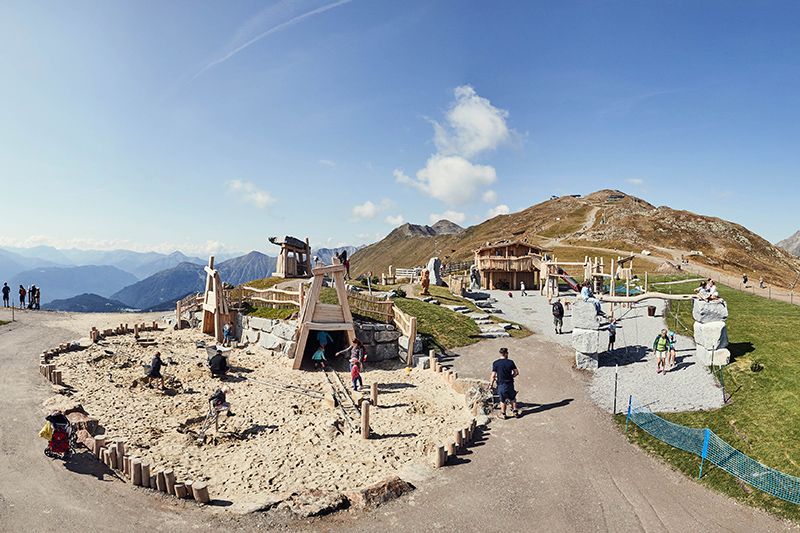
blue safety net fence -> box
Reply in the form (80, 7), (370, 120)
(626, 397), (800, 505)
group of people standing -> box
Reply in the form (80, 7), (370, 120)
(2, 282), (41, 309)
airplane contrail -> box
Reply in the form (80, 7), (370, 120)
(193, 0), (353, 80)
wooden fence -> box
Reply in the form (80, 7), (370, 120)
(394, 267), (422, 282)
(239, 285), (304, 309)
(391, 304), (418, 365)
(347, 291), (395, 323)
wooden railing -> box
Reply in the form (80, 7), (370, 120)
(442, 261), (473, 274)
(395, 267), (421, 281)
(475, 255), (539, 272)
(391, 304), (418, 366)
(239, 285), (304, 308)
(347, 291), (395, 323)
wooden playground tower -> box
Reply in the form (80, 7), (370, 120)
(270, 236), (312, 278)
(541, 254), (639, 299)
(291, 262), (355, 370)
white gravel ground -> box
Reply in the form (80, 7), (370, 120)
(484, 290), (724, 414)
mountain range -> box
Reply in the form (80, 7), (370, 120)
(777, 231), (800, 257)
(44, 293), (130, 313)
(11, 265), (139, 303)
(351, 190), (800, 288)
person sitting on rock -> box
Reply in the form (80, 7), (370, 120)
(208, 349), (229, 378)
(581, 280), (605, 316)
(695, 280), (711, 301)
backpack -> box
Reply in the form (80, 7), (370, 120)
(552, 302), (562, 316)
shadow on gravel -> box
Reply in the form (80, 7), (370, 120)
(516, 399), (573, 417)
(601, 346), (648, 367)
(62, 451), (119, 481)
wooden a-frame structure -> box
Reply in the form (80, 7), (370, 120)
(292, 263), (355, 370)
(202, 256), (229, 343)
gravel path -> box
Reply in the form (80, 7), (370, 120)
(482, 290), (724, 413)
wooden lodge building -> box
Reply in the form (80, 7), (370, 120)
(474, 240), (548, 290)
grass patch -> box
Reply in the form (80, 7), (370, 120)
(242, 277), (283, 290)
(393, 297), (480, 351)
(347, 279), (403, 292)
(622, 280), (800, 522)
(0, 320), (9, 326)
(245, 307), (296, 320)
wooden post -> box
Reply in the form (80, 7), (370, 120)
(370, 383), (378, 406)
(108, 446), (117, 469)
(434, 445), (446, 468)
(156, 470), (166, 492)
(141, 462), (151, 488)
(123, 455), (130, 477)
(454, 429), (463, 452)
(176, 301), (182, 330)
(131, 458), (143, 486)
(463, 426), (470, 444)
(52, 370), (62, 386)
(94, 437), (106, 458)
(174, 483), (188, 498)
(361, 401), (370, 439)
(446, 441), (456, 459)
(184, 480), (194, 498)
(115, 440), (125, 470)
(192, 482), (210, 504)
(150, 475), (157, 489)
(429, 349), (435, 372)
(134, 324), (139, 338)
(164, 469), (176, 495)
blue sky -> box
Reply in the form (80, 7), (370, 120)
(1, 1), (798, 255)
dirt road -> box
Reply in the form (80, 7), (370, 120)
(0, 311), (793, 532)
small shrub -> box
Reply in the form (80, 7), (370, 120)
(750, 360), (764, 372)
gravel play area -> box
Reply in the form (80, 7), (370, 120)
(482, 290), (724, 413)
(44, 324), (473, 512)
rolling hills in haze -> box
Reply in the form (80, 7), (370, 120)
(11, 265), (139, 303)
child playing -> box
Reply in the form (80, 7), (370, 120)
(312, 347), (327, 370)
(351, 360), (363, 391)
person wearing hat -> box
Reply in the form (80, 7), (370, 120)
(147, 352), (165, 388)
(490, 347), (520, 419)
(208, 349), (230, 378)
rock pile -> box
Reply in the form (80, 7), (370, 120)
(235, 316), (298, 357)
(571, 300), (605, 370)
(692, 300), (730, 366)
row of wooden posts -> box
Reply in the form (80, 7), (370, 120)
(38, 341), (80, 385)
(90, 436), (210, 503)
(427, 349), (480, 468)
(90, 321), (161, 343)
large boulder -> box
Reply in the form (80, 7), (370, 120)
(572, 328), (603, 354)
(427, 257), (445, 286)
(695, 346), (731, 366)
(258, 333), (285, 352)
(272, 320), (298, 341)
(572, 300), (603, 330)
(243, 329), (260, 344)
(575, 351), (599, 370)
(369, 343), (399, 362)
(692, 299), (729, 324)
(248, 317), (275, 332)
(693, 320), (729, 350)
(398, 334), (424, 354)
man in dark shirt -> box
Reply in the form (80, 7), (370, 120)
(490, 347), (520, 419)
(147, 352), (165, 388)
(209, 350), (229, 378)
(552, 298), (565, 334)
(2, 282), (10, 307)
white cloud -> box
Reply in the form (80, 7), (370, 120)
(487, 204), (510, 218)
(626, 178), (644, 186)
(351, 198), (392, 219)
(482, 190), (498, 204)
(319, 159), (336, 167)
(226, 179), (276, 208)
(395, 155), (496, 205)
(432, 85), (512, 158)
(385, 214), (404, 225)
(429, 210), (466, 224)
(0, 235), (239, 256)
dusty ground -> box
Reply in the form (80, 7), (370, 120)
(42, 321), (471, 511)
(0, 308), (793, 532)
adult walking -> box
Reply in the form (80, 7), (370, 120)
(2, 282), (9, 307)
(551, 298), (564, 334)
(18, 285), (26, 309)
(490, 347), (520, 419)
(652, 329), (670, 374)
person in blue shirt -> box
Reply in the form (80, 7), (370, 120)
(490, 347), (520, 419)
(317, 331), (333, 357)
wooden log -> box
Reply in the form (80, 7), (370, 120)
(164, 469), (176, 495)
(123, 455), (130, 477)
(429, 349), (435, 372)
(184, 480), (194, 499)
(174, 483), (188, 498)
(436, 363), (443, 373)
(156, 470), (166, 492)
(131, 458), (143, 486)
(370, 383), (378, 406)
(454, 429), (463, 452)
(133, 324), (139, 338)
(434, 445), (446, 468)
(361, 401), (370, 439)
(115, 440), (125, 470)
(446, 441), (456, 459)
(150, 475), (157, 489)
(461, 427), (469, 445)
(192, 482), (210, 504)
(152, 321), (158, 330)
(141, 462), (151, 488)
(94, 437), (106, 458)
(108, 446), (117, 469)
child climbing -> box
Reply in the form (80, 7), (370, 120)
(312, 347), (327, 370)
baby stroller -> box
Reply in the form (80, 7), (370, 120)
(41, 412), (75, 460)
